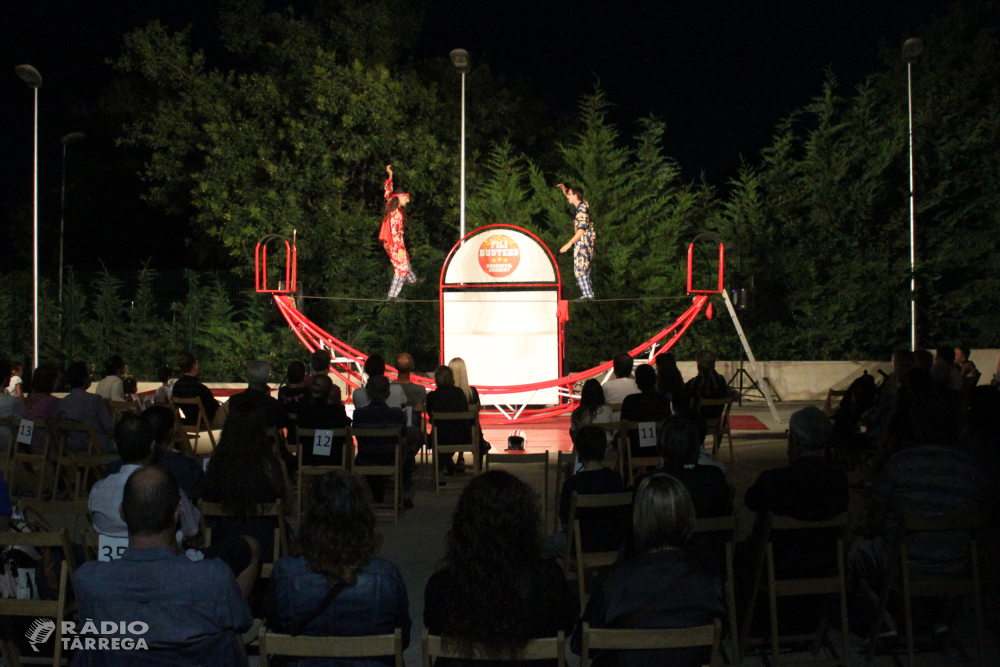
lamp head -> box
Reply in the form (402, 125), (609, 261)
(15, 64), (42, 89)
(902, 38), (924, 64)
(62, 132), (86, 145)
(449, 49), (471, 74)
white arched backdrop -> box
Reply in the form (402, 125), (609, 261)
(439, 225), (565, 408)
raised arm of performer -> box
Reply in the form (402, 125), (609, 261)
(381, 164), (419, 301)
(556, 183), (596, 300)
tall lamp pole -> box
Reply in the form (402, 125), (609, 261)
(449, 49), (471, 243)
(903, 38), (923, 352)
(59, 132), (86, 321)
(15, 64), (43, 371)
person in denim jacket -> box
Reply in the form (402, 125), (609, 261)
(267, 470), (411, 666)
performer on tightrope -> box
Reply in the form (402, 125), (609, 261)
(557, 183), (595, 300)
(380, 164), (419, 301)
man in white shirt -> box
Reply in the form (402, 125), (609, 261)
(601, 352), (641, 415)
(94, 354), (127, 402)
(352, 353), (407, 409)
(89, 414), (199, 540)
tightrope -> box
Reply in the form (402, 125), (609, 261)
(297, 295), (695, 303)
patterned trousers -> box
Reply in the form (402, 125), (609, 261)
(575, 271), (594, 299)
(388, 269), (418, 297)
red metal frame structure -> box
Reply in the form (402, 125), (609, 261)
(687, 232), (725, 295)
(255, 234), (297, 294)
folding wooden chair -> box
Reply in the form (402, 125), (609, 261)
(553, 451), (577, 532)
(429, 411), (480, 493)
(698, 396), (737, 464)
(622, 419), (666, 486)
(739, 512), (851, 666)
(580, 618), (721, 667)
(260, 626), (404, 667)
(864, 514), (985, 667)
(199, 500), (288, 578)
(17, 499), (93, 546)
(170, 396), (217, 457)
(295, 427), (350, 522)
(422, 629), (565, 667)
(106, 399), (141, 423)
(0, 529), (74, 667)
(694, 515), (740, 663)
(351, 428), (403, 523)
(6, 418), (55, 499)
(0, 417), (19, 485)
(485, 452), (550, 518)
(52, 422), (117, 500)
(564, 491), (633, 608)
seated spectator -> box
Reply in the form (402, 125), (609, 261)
(22, 364), (60, 455)
(393, 352), (427, 413)
(684, 349), (732, 420)
(621, 364), (672, 458)
(74, 466), (253, 665)
(226, 360), (286, 429)
(277, 360), (312, 412)
(572, 474), (725, 667)
(153, 365), (175, 405)
(5, 360), (24, 399)
(353, 354), (407, 409)
(547, 426), (625, 557)
(0, 473), (11, 531)
(296, 375), (352, 467)
(658, 418), (732, 519)
(930, 346), (962, 391)
(739, 406), (848, 637)
(449, 357), (489, 468)
(107, 406), (207, 502)
(654, 351), (688, 413)
(267, 470), (411, 654)
(94, 354), (127, 402)
(59, 361), (115, 453)
(204, 402), (290, 567)
(304, 349), (332, 388)
(954, 344), (979, 387)
(425, 471), (578, 659)
(425, 365), (471, 478)
(172, 350), (225, 429)
(865, 349), (913, 440)
(601, 352), (640, 412)
(0, 360), (25, 452)
(571, 379), (614, 445)
(849, 392), (983, 585)
(353, 376), (412, 507)
(913, 349), (934, 371)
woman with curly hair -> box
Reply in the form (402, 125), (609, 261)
(204, 401), (289, 566)
(424, 471), (578, 662)
(267, 470), (410, 663)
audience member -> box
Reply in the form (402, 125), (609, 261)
(548, 425), (625, 557)
(570, 379), (614, 444)
(849, 392), (983, 584)
(393, 352), (427, 411)
(654, 351), (688, 413)
(0, 360), (24, 452)
(685, 350), (732, 420)
(277, 360), (312, 411)
(353, 376), (413, 507)
(89, 414), (199, 542)
(5, 360), (24, 399)
(930, 346), (962, 391)
(866, 349), (913, 440)
(954, 344), (979, 386)
(912, 349), (934, 372)
(22, 365), (60, 455)
(353, 354), (407, 409)
(172, 350), (225, 429)
(658, 418), (732, 519)
(59, 361), (115, 453)
(0, 473), (11, 531)
(425, 471), (578, 660)
(621, 364), (672, 458)
(74, 466), (253, 665)
(227, 360), (287, 429)
(204, 402), (290, 567)
(267, 470), (411, 653)
(425, 365), (472, 479)
(153, 365), (176, 404)
(296, 375), (352, 467)
(94, 354), (127, 402)
(449, 357), (489, 467)
(307, 349), (333, 387)
(601, 352), (640, 409)
(572, 474), (725, 667)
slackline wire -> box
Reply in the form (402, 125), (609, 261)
(298, 295), (694, 304)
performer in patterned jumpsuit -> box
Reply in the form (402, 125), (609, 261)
(557, 183), (595, 300)
(380, 164), (419, 301)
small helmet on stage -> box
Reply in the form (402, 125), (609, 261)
(507, 429), (526, 451)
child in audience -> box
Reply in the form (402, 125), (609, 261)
(5, 361), (23, 399)
(153, 366), (175, 404)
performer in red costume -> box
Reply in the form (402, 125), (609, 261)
(380, 164), (419, 301)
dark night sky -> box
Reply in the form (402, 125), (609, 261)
(1, 0), (955, 272)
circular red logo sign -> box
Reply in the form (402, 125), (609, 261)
(478, 235), (521, 278)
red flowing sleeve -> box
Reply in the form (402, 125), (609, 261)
(384, 178), (393, 202)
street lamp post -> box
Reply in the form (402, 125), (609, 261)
(903, 38), (923, 352)
(15, 64), (43, 371)
(449, 49), (471, 243)
(59, 132), (86, 320)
